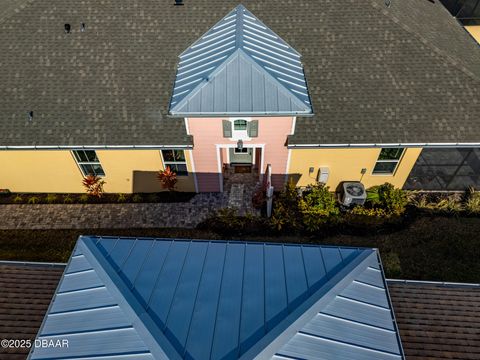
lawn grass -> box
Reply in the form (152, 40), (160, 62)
(1, 215), (479, 282)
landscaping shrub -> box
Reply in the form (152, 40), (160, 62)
(82, 175), (106, 198)
(13, 194), (23, 203)
(435, 193), (463, 213)
(78, 194), (89, 203)
(157, 166), (177, 191)
(298, 184), (339, 232)
(347, 206), (388, 217)
(198, 207), (267, 236)
(27, 196), (40, 204)
(366, 183), (408, 215)
(63, 194), (74, 204)
(117, 194), (127, 203)
(45, 194), (57, 204)
(465, 188), (480, 214)
(270, 181), (301, 231)
(408, 192), (464, 214)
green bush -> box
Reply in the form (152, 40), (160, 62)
(198, 207), (266, 235)
(27, 196), (40, 204)
(45, 194), (58, 204)
(409, 192), (464, 214)
(13, 194), (24, 203)
(269, 181), (301, 231)
(366, 183), (407, 215)
(117, 193), (127, 203)
(435, 194), (463, 213)
(78, 194), (89, 203)
(348, 206), (388, 217)
(298, 184), (339, 232)
(63, 194), (74, 204)
(465, 188), (480, 214)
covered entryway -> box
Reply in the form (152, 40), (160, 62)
(229, 147), (253, 167)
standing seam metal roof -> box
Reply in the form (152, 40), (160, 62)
(29, 236), (403, 360)
(169, 4), (313, 116)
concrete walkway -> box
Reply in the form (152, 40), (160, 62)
(0, 193), (228, 229)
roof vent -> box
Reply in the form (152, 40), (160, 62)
(28, 111), (33, 121)
(174, 0), (184, 5)
(64, 23), (71, 33)
(80, 22), (86, 32)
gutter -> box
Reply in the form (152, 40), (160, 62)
(0, 260), (66, 268)
(288, 142), (480, 149)
(387, 278), (480, 287)
(0, 144), (193, 150)
(168, 111), (315, 118)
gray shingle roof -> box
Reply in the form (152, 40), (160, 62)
(0, 0), (479, 147)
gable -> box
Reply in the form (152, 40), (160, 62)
(269, 252), (403, 360)
(169, 4), (313, 117)
(30, 237), (403, 360)
(28, 239), (161, 360)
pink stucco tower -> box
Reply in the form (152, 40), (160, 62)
(169, 5), (313, 192)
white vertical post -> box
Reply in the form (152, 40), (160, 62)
(265, 164), (274, 217)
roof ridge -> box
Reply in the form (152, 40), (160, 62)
(368, 0), (480, 82)
(80, 237), (182, 360)
(239, 249), (378, 359)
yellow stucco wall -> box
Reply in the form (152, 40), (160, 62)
(465, 25), (480, 44)
(287, 147), (422, 190)
(0, 149), (196, 193)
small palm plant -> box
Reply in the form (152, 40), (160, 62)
(157, 166), (178, 191)
(82, 174), (106, 198)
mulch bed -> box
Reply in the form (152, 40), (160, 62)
(1, 214), (479, 282)
(0, 192), (196, 205)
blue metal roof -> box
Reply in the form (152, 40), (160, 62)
(29, 237), (404, 360)
(169, 4), (313, 117)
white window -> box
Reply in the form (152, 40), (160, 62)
(373, 148), (404, 175)
(233, 119), (248, 131)
(225, 118), (258, 140)
(161, 150), (188, 176)
(73, 150), (105, 176)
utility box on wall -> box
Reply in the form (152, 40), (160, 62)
(317, 167), (330, 184)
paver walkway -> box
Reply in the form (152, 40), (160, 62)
(0, 193), (228, 229)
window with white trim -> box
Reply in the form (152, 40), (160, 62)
(373, 148), (404, 174)
(233, 119), (248, 131)
(73, 150), (105, 176)
(161, 150), (188, 176)
(223, 118), (259, 139)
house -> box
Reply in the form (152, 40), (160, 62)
(28, 236), (405, 360)
(0, 1), (479, 193)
